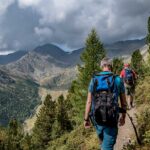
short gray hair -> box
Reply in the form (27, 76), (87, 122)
(100, 57), (112, 67)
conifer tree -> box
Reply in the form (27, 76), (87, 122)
(0, 127), (7, 150)
(52, 95), (72, 139)
(67, 29), (105, 124)
(78, 29), (105, 89)
(147, 16), (150, 53)
(6, 119), (23, 150)
(131, 49), (143, 76)
(146, 16), (150, 70)
(57, 95), (72, 131)
(32, 94), (56, 149)
(21, 133), (32, 150)
(112, 58), (124, 75)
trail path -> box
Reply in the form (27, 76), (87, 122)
(114, 108), (137, 150)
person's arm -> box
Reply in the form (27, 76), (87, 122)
(120, 70), (124, 78)
(84, 92), (92, 128)
(132, 70), (138, 80)
(84, 92), (92, 120)
(120, 93), (127, 120)
(119, 79), (127, 126)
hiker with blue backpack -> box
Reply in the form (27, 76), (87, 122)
(120, 63), (137, 109)
(84, 57), (127, 150)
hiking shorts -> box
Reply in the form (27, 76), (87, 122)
(125, 84), (135, 96)
(95, 125), (118, 150)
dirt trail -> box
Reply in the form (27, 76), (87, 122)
(114, 108), (137, 150)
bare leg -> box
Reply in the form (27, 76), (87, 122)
(130, 93), (134, 108)
(126, 95), (131, 109)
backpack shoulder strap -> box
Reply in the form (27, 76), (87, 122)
(106, 74), (117, 93)
(92, 75), (98, 96)
(94, 72), (113, 76)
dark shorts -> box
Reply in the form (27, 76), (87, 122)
(125, 84), (135, 96)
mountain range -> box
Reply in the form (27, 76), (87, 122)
(0, 38), (146, 88)
(0, 38), (146, 66)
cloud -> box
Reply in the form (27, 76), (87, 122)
(0, 2), (40, 50)
(34, 27), (53, 42)
(0, 0), (15, 16)
(0, 0), (150, 51)
(0, 36), (8, 49)
(0, 50), (15, 55)
(18, 0), (41, 8)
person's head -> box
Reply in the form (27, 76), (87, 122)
(124, 63), (130, 69)
(100, 57), (112, 71)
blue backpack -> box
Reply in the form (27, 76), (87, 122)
(91, 73), (119, 127)
(124, 69), (134, 85)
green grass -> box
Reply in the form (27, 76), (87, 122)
(47, 125), (99, 150)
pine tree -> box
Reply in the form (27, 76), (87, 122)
(21, 133), (32, 150)
(51, 95), (72, 139)
(0, 127), (7, 150)
(131, 49), (143, 76)
(146, 16), (150, 69)
(146, 16), (150, 53)
(67, 29), (105, 124)
(32, 94), (56, 150)
(6, 119), (23, 150)
(112, 57), (124, 75)
(57, 95), (72, 131)
(78, 29), (105, 89)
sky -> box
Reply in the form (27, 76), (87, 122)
(0, 0), (150, 53)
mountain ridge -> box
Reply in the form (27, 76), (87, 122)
(0, 38), (146, 65)
(1, 38), (146, 90)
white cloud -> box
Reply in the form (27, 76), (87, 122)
(0, 36), (8, 49)
(0, 0), (150, 50)
(34, 27), (53, 36)
(17, 0), (41, 8)
(0, 50), (15, 55)
(12, 40), (21, 49)
(0, 0), (14, 15)
(34, 27), (53, 42)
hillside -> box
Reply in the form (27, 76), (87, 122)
(0, 68), (40, 126)
(105, 38), (146, 57)
(6, 51), (77, 89)
(3, 39), (145, 90)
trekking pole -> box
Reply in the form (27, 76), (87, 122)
(126, 112), (142, 145)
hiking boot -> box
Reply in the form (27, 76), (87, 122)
(127, 105), (131, 110)
(130, 102), (135, 108)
